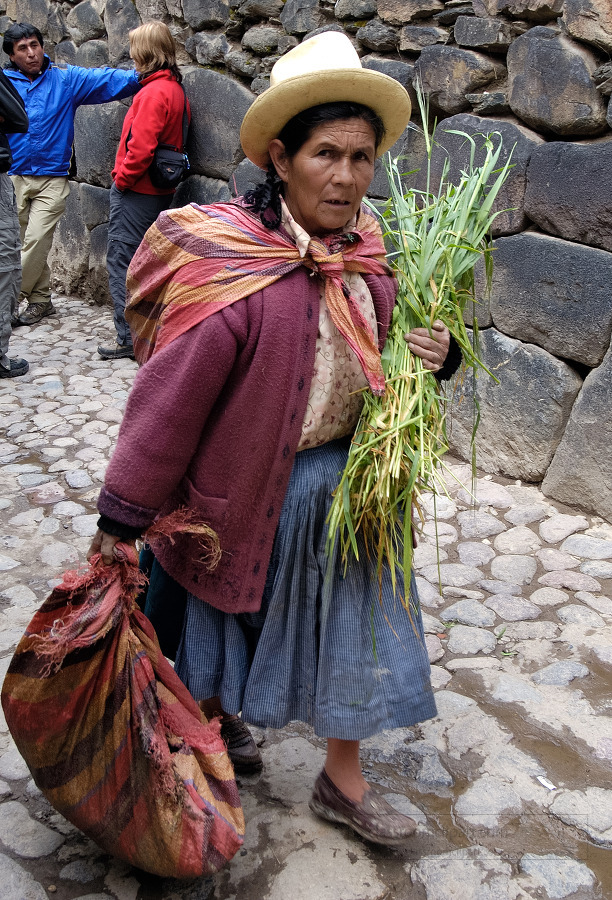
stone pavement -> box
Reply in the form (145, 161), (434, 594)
(0, 294), (611, 900)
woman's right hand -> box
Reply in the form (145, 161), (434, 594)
(87, 528), (134, 565)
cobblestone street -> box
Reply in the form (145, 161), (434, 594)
(0, 294), (611, 900)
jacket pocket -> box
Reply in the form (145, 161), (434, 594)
(180, 478), (228, 534)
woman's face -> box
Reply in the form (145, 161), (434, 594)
(268, 118), (377, 237)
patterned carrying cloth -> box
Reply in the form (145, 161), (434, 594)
(125, 200), (392, 394)
(1, 543), (244, 878)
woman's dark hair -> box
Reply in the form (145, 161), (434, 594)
(3, 22), (44, 57)
(243, 101), (385, 230)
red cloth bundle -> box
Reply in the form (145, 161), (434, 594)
(1, 544), (244, 878)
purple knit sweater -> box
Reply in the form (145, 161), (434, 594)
(98, 267), (397, 614)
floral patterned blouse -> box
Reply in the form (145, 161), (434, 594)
(278, 200), (379, 451)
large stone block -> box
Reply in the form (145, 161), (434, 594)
(498, 0), (562, 20)
(488, 233), (612, 367)
(135, 0), (170, 19)
(185, 31), (229, 64)
(5, 0), (48, 32)
(414, 114), (544, 236)
(67, 0), (105, 44)
(524, 139), (612, 254)
(79, 183), (110, 228)
(230, 157), (265, 196)
(415, 46), (506, 115)
(242, 24), (282, 53)
(225, 49), (258, 78)
(454, 15), (513, 51)
(356, 19), (399, 52)
(238, 0), (284, 17)
(171, 174), (231, 206)
(105, 0), (141, 65)
(507, 27), (607, 136)
(182, 0), (229, 29)
(49, 181), (91, 297)
(54, 40), (77, 65)
(47, 5), (69, 44)
(367, 124), (426, 199)
(75, 39), (110, 66)
(361, 54), (416, 105)
(335, 0), (376, 18)
(280, 0), (323, 35)
(562, 0), (612, 54)
(542, 346), (612, 522)
(378, 0), (443, 24)
(88, 222), (110, 304)
(73, 101), (129, 188)
(183, 66), (253, 180)
(446, 328), (583, 481)
(399, 25), (448, 52)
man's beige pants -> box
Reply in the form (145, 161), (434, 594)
(12, 175), (70, 307)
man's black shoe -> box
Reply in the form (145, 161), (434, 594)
(0, 358), (29, 378)
(98, 341), (135, 360)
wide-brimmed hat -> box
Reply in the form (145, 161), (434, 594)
(240, 32), (412, 170)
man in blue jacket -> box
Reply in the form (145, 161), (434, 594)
(3, 23), (140, 326)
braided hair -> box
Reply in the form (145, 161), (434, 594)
(243, 165), (284, 230)
(243, 101), (385, 230)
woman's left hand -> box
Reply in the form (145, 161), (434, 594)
(405, 320), (450, 373)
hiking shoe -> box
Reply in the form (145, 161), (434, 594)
(220, 715), (263, 775)
(309, 769), (417, 846)
(98, 341), (135, 360)
(15, 302), (56, 326)
(0, 358), (29, 378)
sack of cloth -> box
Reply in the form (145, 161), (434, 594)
(1, 542), (244, 878)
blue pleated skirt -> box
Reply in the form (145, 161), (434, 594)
(174, 439), (437, 741)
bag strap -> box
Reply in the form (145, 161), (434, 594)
(179, 86), (188, 154)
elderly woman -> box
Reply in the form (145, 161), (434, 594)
(88, 33), (460, 847)
(98, 22), (189, 361)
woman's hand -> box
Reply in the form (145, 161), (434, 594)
(87, 529), (135, 565)
(405, 320), (450, 373)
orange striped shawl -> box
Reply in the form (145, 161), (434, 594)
(125, 200), (392, 394)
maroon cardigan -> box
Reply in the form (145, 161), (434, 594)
(98, 267), (397, 614)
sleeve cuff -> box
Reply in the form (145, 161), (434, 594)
(97, 515), (143, 541)
(436, 333), (463, 383)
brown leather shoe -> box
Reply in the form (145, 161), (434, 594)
(309, 769), (417, 846)
(220, 715), (263, 775)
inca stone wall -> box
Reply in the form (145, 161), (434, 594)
(1, 0), (612, 520)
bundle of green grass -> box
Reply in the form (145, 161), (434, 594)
(327, 93), (513, 617)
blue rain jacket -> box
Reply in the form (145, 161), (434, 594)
(4, 57), (139, 176)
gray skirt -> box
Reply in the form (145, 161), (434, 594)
(174, 439), (437, 741)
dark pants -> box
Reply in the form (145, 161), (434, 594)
(107, 184), (172, 346)
(0, 172), (21, 370)
(139, 546), (187, 661)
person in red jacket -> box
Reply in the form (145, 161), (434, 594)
(98, 22), (190, 360)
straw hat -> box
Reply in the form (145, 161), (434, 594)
(240, 31), (412, 169)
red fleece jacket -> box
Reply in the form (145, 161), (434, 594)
(112, 69), (189, 195)
(97, 268), (397, 614)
